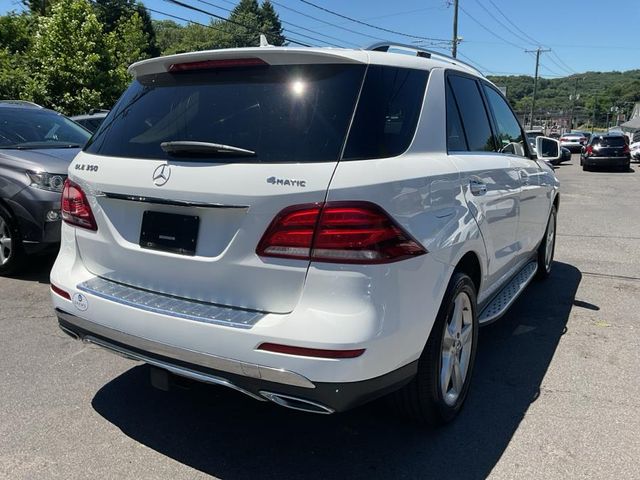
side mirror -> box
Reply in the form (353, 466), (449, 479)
(535, 136), (561, 161)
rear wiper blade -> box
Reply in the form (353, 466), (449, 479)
(160, 141), (256, 156)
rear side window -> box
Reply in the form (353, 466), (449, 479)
(85, 64), (366, 163)
(446, 81), (468, 151)
(483, 85), (526, 157)
(447, 75), (494, 152)
(343, 66), (428, 160)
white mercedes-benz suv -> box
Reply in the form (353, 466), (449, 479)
(51, 43), (560, 424)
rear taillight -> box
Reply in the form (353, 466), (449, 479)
(258, 343), (366, 359)
(623, 145), (630, 154)
(168, 57), (267, 73)
(586, 145), (593, 155)
(257, 202), (426, 264)
(61, 179), (97, 231)
(51, 284), (71, 300)
(560, 137), (567, 142)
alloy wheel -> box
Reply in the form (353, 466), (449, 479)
(440, 291), (474, 406)
(0, 217), (12, 266)
(545, 210), (556, 271)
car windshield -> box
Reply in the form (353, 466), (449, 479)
(0, 109), (90, 149)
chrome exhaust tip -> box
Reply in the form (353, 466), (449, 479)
(260, 391), (334, 415)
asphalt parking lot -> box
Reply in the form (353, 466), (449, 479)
(1, 155), (639, 480)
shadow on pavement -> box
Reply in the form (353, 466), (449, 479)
(92, 261), (582, 480)
(7, 253), (56, 284)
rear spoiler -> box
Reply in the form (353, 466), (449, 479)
(128, 47), (369, 78)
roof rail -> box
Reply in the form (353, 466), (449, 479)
(364, 42), (484, 77)
(0, 100), (43, 108)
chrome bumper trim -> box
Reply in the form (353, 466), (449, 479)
(77, 277), (265, 330)
(57, 309), (316, 389)
(84, 335), (266, 402)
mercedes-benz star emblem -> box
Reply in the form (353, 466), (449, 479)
(152, 164), (171, 186)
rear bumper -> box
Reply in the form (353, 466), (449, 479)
(56, 308), (417, 413)
(560, 143), (583, 152)
(583, 156), (630, 167)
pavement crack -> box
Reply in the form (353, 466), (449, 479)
(581, 271), (640, 282)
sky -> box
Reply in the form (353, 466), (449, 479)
(1, 0), (639, 77)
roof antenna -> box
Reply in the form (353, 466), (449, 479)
(259, 34), (272, 47)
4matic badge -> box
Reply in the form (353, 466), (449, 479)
(266, 176), (307, 187)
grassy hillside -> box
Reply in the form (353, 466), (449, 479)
(487, 70), (640, 126)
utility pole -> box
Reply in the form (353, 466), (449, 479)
(591, 94), (597, 134)
(525, 47), (551, 129)
(569, 77), (580, 130)
(452, 0), (459, 58)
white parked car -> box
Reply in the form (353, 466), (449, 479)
(630, 141), (640, 160)
(559, 133), (586, 152)
(50, 43), (560, 424)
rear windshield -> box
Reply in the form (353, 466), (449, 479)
(592, 136), (625, 147)
(0, 109), (90, 149)
(85, 63), (428, 163)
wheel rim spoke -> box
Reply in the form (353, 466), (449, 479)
(452, 357), (464, 393)
(440, 351), (453, 396)
(440, 291), (474, 406)
(0, 218), (11, 265)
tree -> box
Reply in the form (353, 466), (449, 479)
(106, 12), (149, 100)
(0, 49), (29, 99)
(260, 0), (285, 46)
(22, 0), (150, 114)
(135, 3), (160, 57)
(20, 0), (53, 15)
(0, 13), (36, 53)
(94, 0), (159, 57)
(23, 0), (109, 114)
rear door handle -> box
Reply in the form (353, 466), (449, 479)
(469, 178), (487, 196)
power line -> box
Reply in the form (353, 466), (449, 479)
(162, 0), (312, 47)
(149, 6), (311, 47)
(484, 0), (577, 74)
(486, 0), (541, 46)
(195, 0), (354, 47)
(473, 0), (535, 47)
(297, 0), (451, 43)
(271, 0), (388, 42)
(458, 4), (524, 50)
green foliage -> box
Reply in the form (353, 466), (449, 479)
(488, 70), (640, 126)
(18, 0), (150, 115)
(94, 0), (159, 57)
(153, 0), (286, 55)
(23, 0), (108, 114)
(0, 13), (36, 53)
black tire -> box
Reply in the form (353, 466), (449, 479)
(536, 205), (557, 280)
(0, 204), (25, 276)
(582, 164), (589, 171)
(392, 272), (478, 426)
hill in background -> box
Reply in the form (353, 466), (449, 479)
(487, 70), (640, 128)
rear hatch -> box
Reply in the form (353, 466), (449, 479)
(590, 136), (627, 157)
(72, 51), (368, 314)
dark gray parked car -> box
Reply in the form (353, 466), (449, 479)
(71, 109), (109, 133)
(0, 101), (90, 274)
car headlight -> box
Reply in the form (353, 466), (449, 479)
(27, 171), (67, 192)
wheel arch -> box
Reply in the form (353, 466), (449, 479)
(452, 250), (482, 295)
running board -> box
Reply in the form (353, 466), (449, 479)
(479, 261), (538, 325)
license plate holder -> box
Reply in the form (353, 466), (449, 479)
(139, 211), (199, 256)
